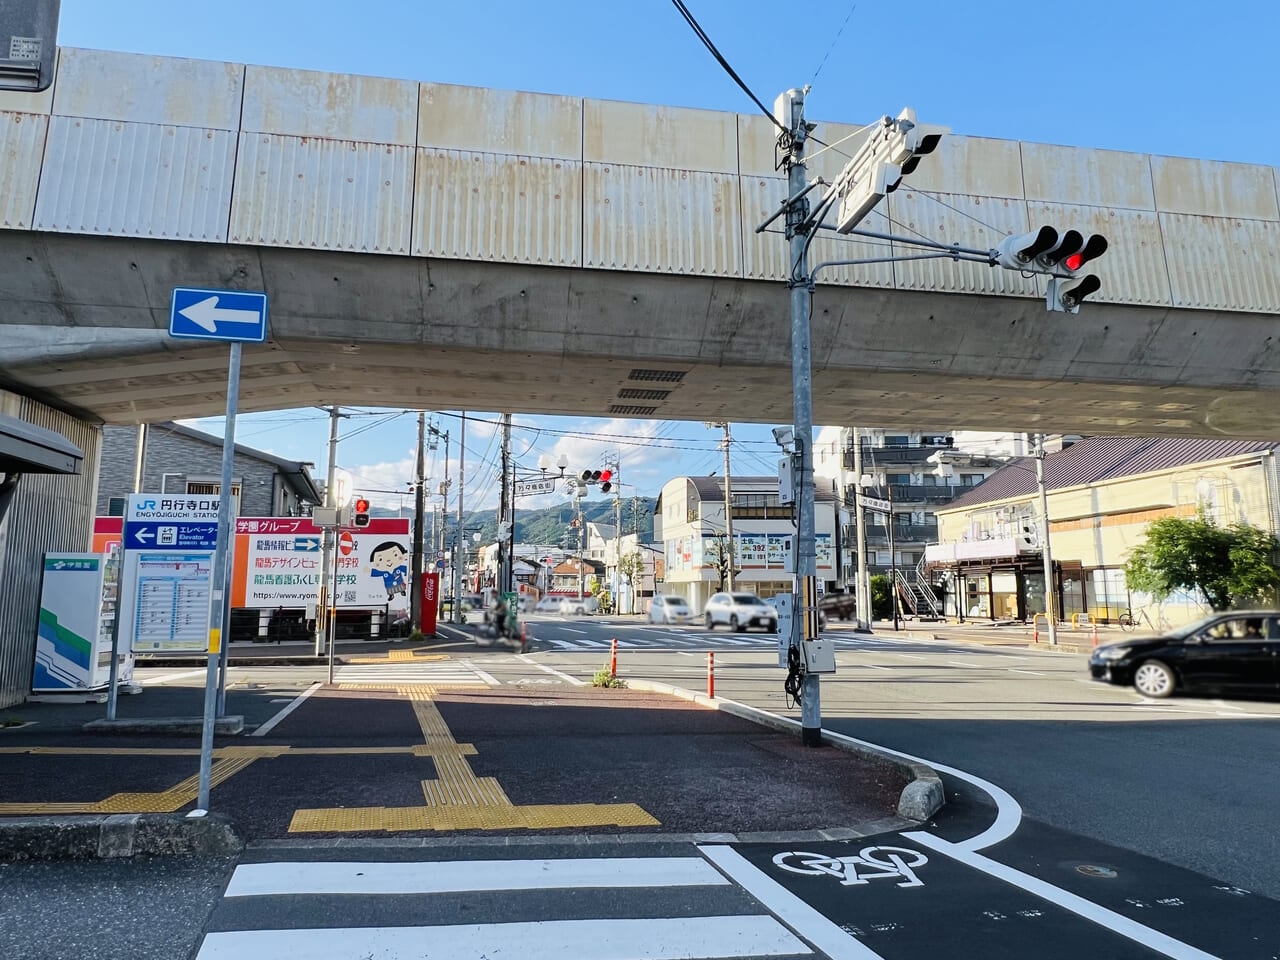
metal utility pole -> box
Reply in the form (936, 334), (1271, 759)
(315, 406), (341, 654)
(499, 414), (512, 594)
(454, 412), (466, 623)
(887, 481), (900, 632)
(721, 424), (735, 591)
(132, 424), (148, 492)
(1036, 434), (1058, 645)
(852, 426), (870, 630)
(412, 412), (425, 631)
(576, 488), (586, 602)
(780, 87), (822, 746)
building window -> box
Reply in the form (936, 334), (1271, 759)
(107, 497), (126, 516)
(186, 481), (242, 514)
(960, 474), (984, 486)
(884, 435), (910, 447)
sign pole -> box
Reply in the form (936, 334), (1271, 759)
(197, 341), (241, 812)
(328, 537), (340, 685)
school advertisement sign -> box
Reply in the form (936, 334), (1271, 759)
(228, 517), (411, 610)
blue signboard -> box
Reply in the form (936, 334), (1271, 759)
(123, 521), (219, 551)
(169, 287), (268, 343)
(294, 536), (321, 552)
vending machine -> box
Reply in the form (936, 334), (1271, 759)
(31, 549), (132, 695)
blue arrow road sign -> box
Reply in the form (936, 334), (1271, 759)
(169, 287), (268, 343)
(124, 521), (219, 551)
(294, 537), (321, 552)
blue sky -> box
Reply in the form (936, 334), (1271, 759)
(55, 1), (1279, 509)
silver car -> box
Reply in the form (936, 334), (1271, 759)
(649, 595), (694, 624)
(704, 592), (778, 632)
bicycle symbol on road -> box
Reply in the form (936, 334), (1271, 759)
(772, 846), (929, 889)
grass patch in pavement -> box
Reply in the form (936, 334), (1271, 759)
(591, 668), (627, 689)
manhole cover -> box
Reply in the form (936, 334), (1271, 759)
(1075, 864), (1118, 879)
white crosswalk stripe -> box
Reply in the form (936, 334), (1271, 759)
(538, 633), (781, 652)
(331, 659), (495, 686)
(195, 856), (814, 960)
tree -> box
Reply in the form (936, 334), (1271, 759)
(869, 574), (893, 620)
(705, 535), (738, 592)
(1124, 513), (1280, 611)
(617, 550), (645, 586)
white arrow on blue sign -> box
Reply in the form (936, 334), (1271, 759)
(124, 521), (219, 551)
(169, 287), (269, 343)
(294, 537), (321, 552)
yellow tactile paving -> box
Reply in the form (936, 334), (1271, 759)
(288, 802), (660, 833)
(288, 684), (660, 834)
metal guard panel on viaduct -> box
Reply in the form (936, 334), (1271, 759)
(0, 47), (1279, 436)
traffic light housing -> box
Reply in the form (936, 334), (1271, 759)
(600, 469), (613, 494)
(353, 497), (371, 528)
(832, 107), (947, 234)
(996, 226), (1108, 313)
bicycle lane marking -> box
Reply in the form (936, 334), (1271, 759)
(707, 836), (1207, 960)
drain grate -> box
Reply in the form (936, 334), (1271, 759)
(617, 388), (671, 401)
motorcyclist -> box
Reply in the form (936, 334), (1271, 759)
(489, 595), (509, 639)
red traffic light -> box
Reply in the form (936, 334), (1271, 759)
(600, 469), (612, 483)
(354, 498), (370, 513)
(1063, 234), (1108, 272)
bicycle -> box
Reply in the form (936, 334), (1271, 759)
(1118, 608), (1164, 633)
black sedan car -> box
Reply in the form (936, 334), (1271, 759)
(1089, 611), (1280, 698)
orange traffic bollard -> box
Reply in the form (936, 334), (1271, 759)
(707, 651), (715, 698)
(610, 638), (618, 678)
(1092, 621), (1099, 647)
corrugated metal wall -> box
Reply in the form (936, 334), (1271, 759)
(0, 393), (101, 709)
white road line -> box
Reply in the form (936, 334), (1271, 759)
(861, 663), (891, 671)
(462, 661), (500, 686)
(195, 916), (807, 960)
(902, 833), (1222, 960)
(893, 652), (925, 660)
(947, 660), (982, 668)
(139, 669), (208, 685)
(250, 682), (321, 737)
(526, 660), (587, 686)
(226, 857), (730, 897)
(561, 628), (589, 635)
(698, 845), (882, 959)
(547, 639), (578, 650)
(1007, 668), (1047, 677)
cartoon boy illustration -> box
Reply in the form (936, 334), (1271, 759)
(368, 541), (409, 600)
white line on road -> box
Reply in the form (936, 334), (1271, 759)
(250, 682), (321, 737)
(947, 660), (983, 668)
(225, 857), (730, 897)
(196, 916), (807, 960)
(893, 652), (925, 660)
(547, 639), (578, 650)
(901, 832), (1223, 960)
(462, 661), (500, 686)
(561, 628), (589, 635)
(698, 845), (882, 959)
(1007, 668), (1047, 677)
(526, 660), (586, 686)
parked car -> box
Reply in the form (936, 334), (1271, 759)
(704, 592), (778, 632)
(1089, 610), (1280, 698)
(649, 596), (694, 625)
(559, 596), (599, 616)
(535, 596), (563, 613)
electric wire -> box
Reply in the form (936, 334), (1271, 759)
(669, 0), (787, 135)
(809, 1), (858, 85)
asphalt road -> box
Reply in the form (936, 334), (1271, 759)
(522, 613), (1280, 900)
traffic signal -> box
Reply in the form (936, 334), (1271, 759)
(353, 497), (371, 528)
(832, 107), (947, 234)
(599, 469), (613, 494)
(996, 226), (1108, 313)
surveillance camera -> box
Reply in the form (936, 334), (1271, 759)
(772, 426), (794, 448)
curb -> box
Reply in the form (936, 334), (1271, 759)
(620, 678), (945, 823)
(0, 812), (244, 862)
(82, 716), (245, 735)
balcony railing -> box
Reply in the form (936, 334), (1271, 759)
(851, 483), (973, 505)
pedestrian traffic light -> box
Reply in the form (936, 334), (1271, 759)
(353, 497), (371, 528)
(599, 469), (613, 494)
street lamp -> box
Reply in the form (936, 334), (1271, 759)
(860, 469), (900, 632)
(538, 453), (569, 478)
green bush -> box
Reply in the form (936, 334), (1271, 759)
(870, 574), (893, 620)
(591, 668), (627, 688)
